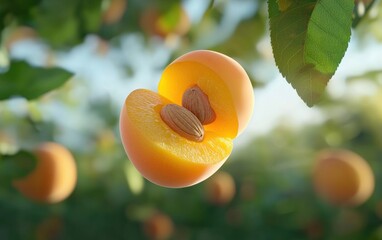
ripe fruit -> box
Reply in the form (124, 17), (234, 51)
(120, 50), (254, 188)
(4, 26), (37, 50)
(143, 213), (174, 240)
(13, 142), (77, 203)
(36, 216), (63, 240)
(313, 149), (374, 206)
(139, 6), (190, 39)
(120, 89), (232, 188)
(205, 171), (236, 205)
(102, 0), (127, 24)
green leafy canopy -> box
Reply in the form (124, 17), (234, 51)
(268, 0), (354, 106)
(0, 60), (73, 101)
(0, 150), (37, 183)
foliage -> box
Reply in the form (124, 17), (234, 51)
(268, 0), (354, 106)
(0, 60), (72, 100)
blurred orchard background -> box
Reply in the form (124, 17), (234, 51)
(1, 0), (382, 239)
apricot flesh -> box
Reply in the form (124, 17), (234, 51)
(158, 50), (254, 138)
(313, 149), (374, 206)
(120, 89), (233, 188)
(13, 142), (77, 203)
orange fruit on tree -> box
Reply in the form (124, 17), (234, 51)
(102, 0), (127, 25)
(13, 142), (77, 203)
(36, 216), (63, 240)
(4, 26), (37, 50)
(313, 149), (374, 206)
(143, 212), (174, 240)
(205, 171), (236, 205)
(140, 6), (190, 39)
(120, 50), (254, 188)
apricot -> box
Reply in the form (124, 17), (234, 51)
(102, 0), (127, 24)
(13, 142), (77, 203)
(205, 171), (236, 205)
(139, 6), (190, 39)
(120, 50), (254, 188)
(313, 149), (374, 206)
(375, 201), (382, 219)
(4, 26), (37, 50)
(36, 216), (63, 240)
(143, 213), (174, 240)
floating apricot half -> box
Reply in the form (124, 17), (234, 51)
(120, 50), (254, 188)
(313, 149), (374, 206)
(13, 142), (77, 203)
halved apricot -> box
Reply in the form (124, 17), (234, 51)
(158, 50), (254, 138)
(313, 149), (374, 206)
(13, 142), (77, 203)
(120, 50), (253, 188)
(120, 89), (233, 188)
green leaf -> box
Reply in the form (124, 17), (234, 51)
(268, 0), (354, 106)
(0, 150), (37, 182)
(0, 60), (73, 101)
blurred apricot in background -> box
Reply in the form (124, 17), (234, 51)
(13, 142), (77, 204)
(205, 171), (236, 205)
(4, 26), (38, 50)
(313, 149), (374, 206)
(140, 6), (190, 39)
(143, 212), (174, 240)
(102, 0), (127, 24)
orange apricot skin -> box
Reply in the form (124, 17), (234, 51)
(120, 99), (228, 188)
(13, 142), (77, 204)
(159, 50), (254, 137)
(313, 149), (374, 206)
